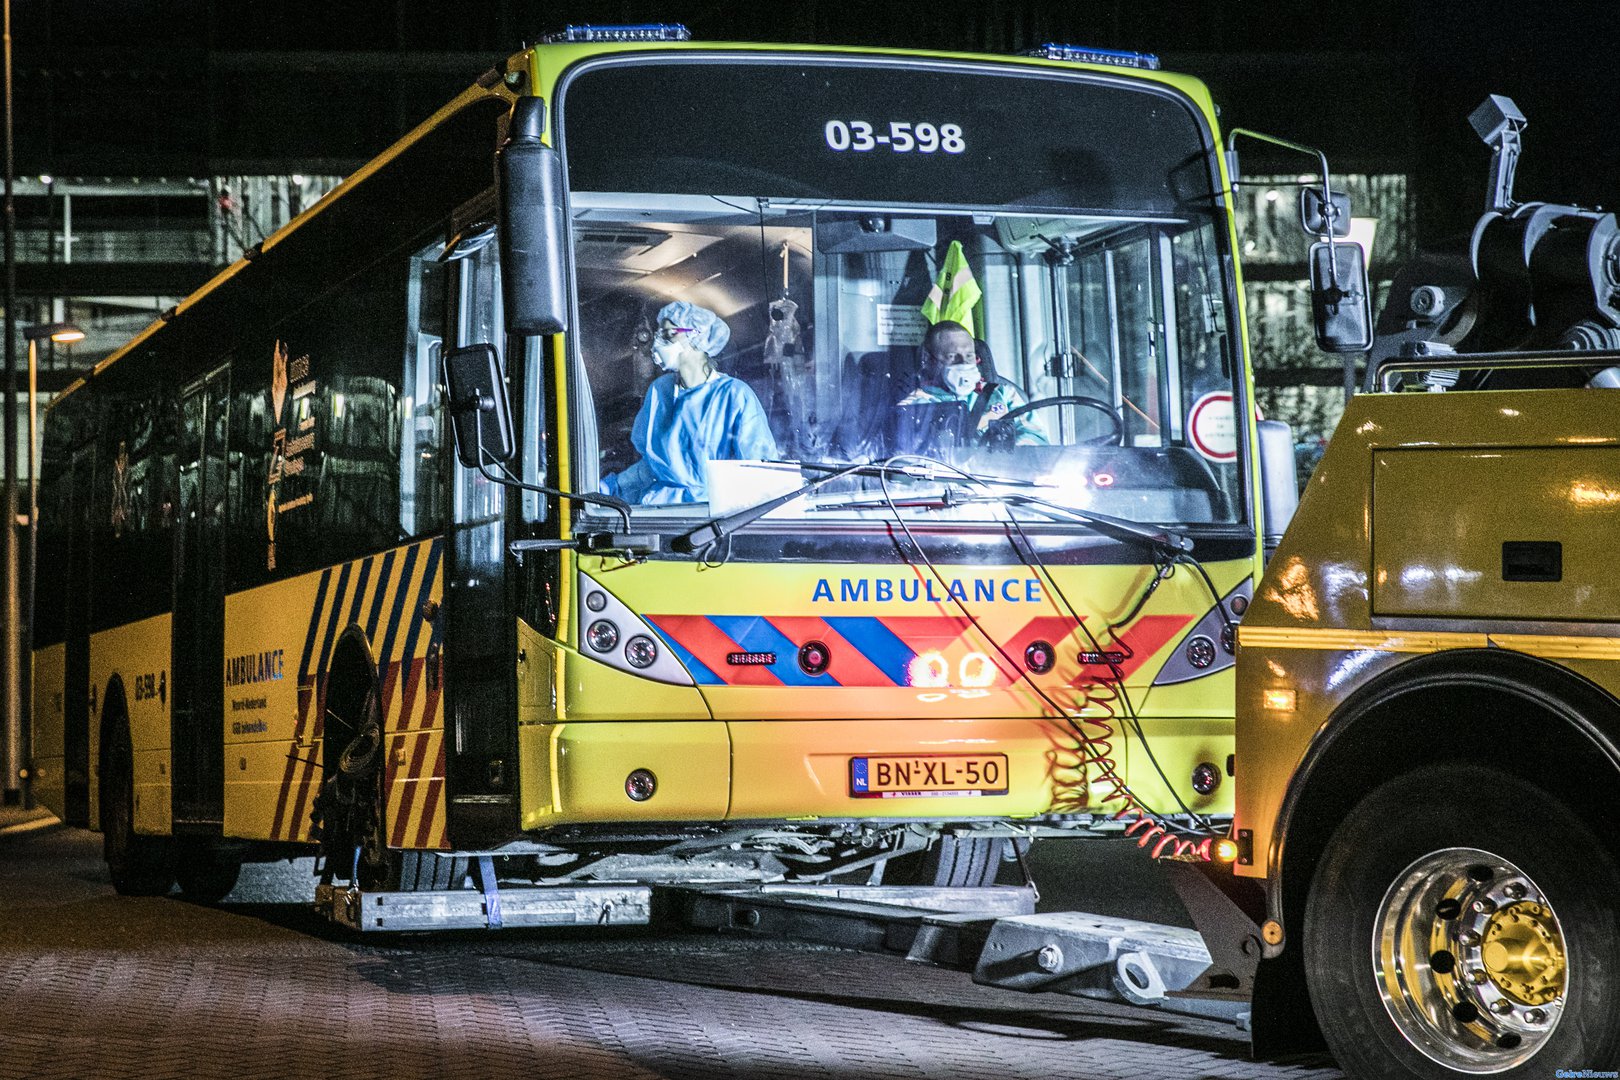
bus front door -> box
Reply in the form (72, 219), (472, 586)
(171, 366), (230, 832)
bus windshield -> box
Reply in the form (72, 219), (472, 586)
(559, 56), (1243, 533)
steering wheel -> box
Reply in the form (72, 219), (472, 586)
(984, 394), (1124, 448)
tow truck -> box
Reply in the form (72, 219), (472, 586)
(1235, 94), (1620, 1075)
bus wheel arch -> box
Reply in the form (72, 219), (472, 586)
(314, 628), (466, 891)
(1272, 649), (1620, 1067)
(314, 628), (385, 882)
(97, 676), (174, 896)
(323, 627), (382, 781)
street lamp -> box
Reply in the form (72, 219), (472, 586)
(18, 322), (81, 808)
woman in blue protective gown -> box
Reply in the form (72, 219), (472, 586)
(602, 301), (779, 505)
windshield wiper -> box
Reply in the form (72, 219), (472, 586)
(997, 492), (1194, 554)
(671, 460), (1190, 556)
(804, 486), (1194, 556)
(670, 460), (1045, 554)
(787, 459), (1047, 488)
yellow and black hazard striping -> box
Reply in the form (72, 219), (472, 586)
(268, 537), (447, 849)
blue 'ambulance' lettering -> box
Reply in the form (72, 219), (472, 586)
(811, 577), (1041, 604)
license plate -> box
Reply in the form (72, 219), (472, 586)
(849, 754), (1009, 798)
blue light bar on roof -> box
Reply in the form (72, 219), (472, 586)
(1025, 44), (1161, 70)
(542, 23), (692, 44)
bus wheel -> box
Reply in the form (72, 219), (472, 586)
(174, 845), (242, 903)
(101, 723), (174, 897)
(884, 834), (1006, 888)
(397, 851), (471, 892)
(1304, 764), (1620, 1077)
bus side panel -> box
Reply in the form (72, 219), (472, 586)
(89, 613), (174, 836)
(222, 536), (445, 845)
(380, 541), (448, 851)
(222, 566), (328, 842)
(29, 643), (67, 821)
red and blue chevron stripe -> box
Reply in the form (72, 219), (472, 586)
(646, 612), (1191, 688)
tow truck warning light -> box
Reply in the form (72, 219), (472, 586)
(1025, 43), (1161, 70)
(1262, 688), (1298, 712)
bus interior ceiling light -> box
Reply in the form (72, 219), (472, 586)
(1025, 44), (1161, 70)
(543, 24), (691, 43)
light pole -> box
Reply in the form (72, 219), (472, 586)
(18, 323), (80, 809)
(2, 0), (18, 808)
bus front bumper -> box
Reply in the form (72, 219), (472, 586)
(516, 716), (1231, 828)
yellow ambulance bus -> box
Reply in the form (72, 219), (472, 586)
(28, 27), (1310, 901)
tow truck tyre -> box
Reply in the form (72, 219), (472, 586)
(102, 722), (175, 897)
(1304, 764), (1620, 1078)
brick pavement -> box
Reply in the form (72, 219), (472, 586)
(0, 823), (1346, 1080)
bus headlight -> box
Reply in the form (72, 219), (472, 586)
(624, 635), (659, 669)
(575, 572), (695, 686)
(586, 619), (620, 653)
(1152, 578), (1253, 686)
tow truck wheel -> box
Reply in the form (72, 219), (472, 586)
(1304, 764), (1620, 1077)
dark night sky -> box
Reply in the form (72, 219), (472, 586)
(9, 1), (1619, 240)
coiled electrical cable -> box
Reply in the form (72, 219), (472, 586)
(874, 453), (1228, 860)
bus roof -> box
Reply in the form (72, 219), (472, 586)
(60, 38), (1215, 408)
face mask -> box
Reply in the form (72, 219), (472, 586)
(943, 363), (979, 398)
(652, 338), (683, 371)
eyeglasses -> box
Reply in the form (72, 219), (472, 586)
(656, 325), (694, 343)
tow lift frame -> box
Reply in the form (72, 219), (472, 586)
(315, 860), (1255, 1029)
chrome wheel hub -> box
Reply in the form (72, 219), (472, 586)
(1374, 847), (1565, 1072)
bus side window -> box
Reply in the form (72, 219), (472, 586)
(96, 363), (178, 630)
(450, 230), (508, 524)
(403, 248), (451, 536)
(232, 242), (432, 581)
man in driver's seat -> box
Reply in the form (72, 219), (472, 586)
(898, 320), (1047, 446)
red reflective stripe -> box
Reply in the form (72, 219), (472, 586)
(765, 615), (892, 687)
(414, 742), (447, 850)
(1070, 613), (1194, 682)
(652, 614), (782, 686)
(394, 654), (422, 734)
(879, 615), (974, 654)
(1001, 615), (1084, 682)
(378, 658), (401, 727)
(269, 680), (317, 840)
(389, 665), (429, 848)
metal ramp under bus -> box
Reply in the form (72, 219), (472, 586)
(315, 876), (1249, 1028)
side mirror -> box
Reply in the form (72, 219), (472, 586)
(1299, 187), (1352, 238)
(1309, 240), (1373, 353)
(1256, 419), (1299, 556)
(499, 96), (571, 336)
(442, 343), (516, 468)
